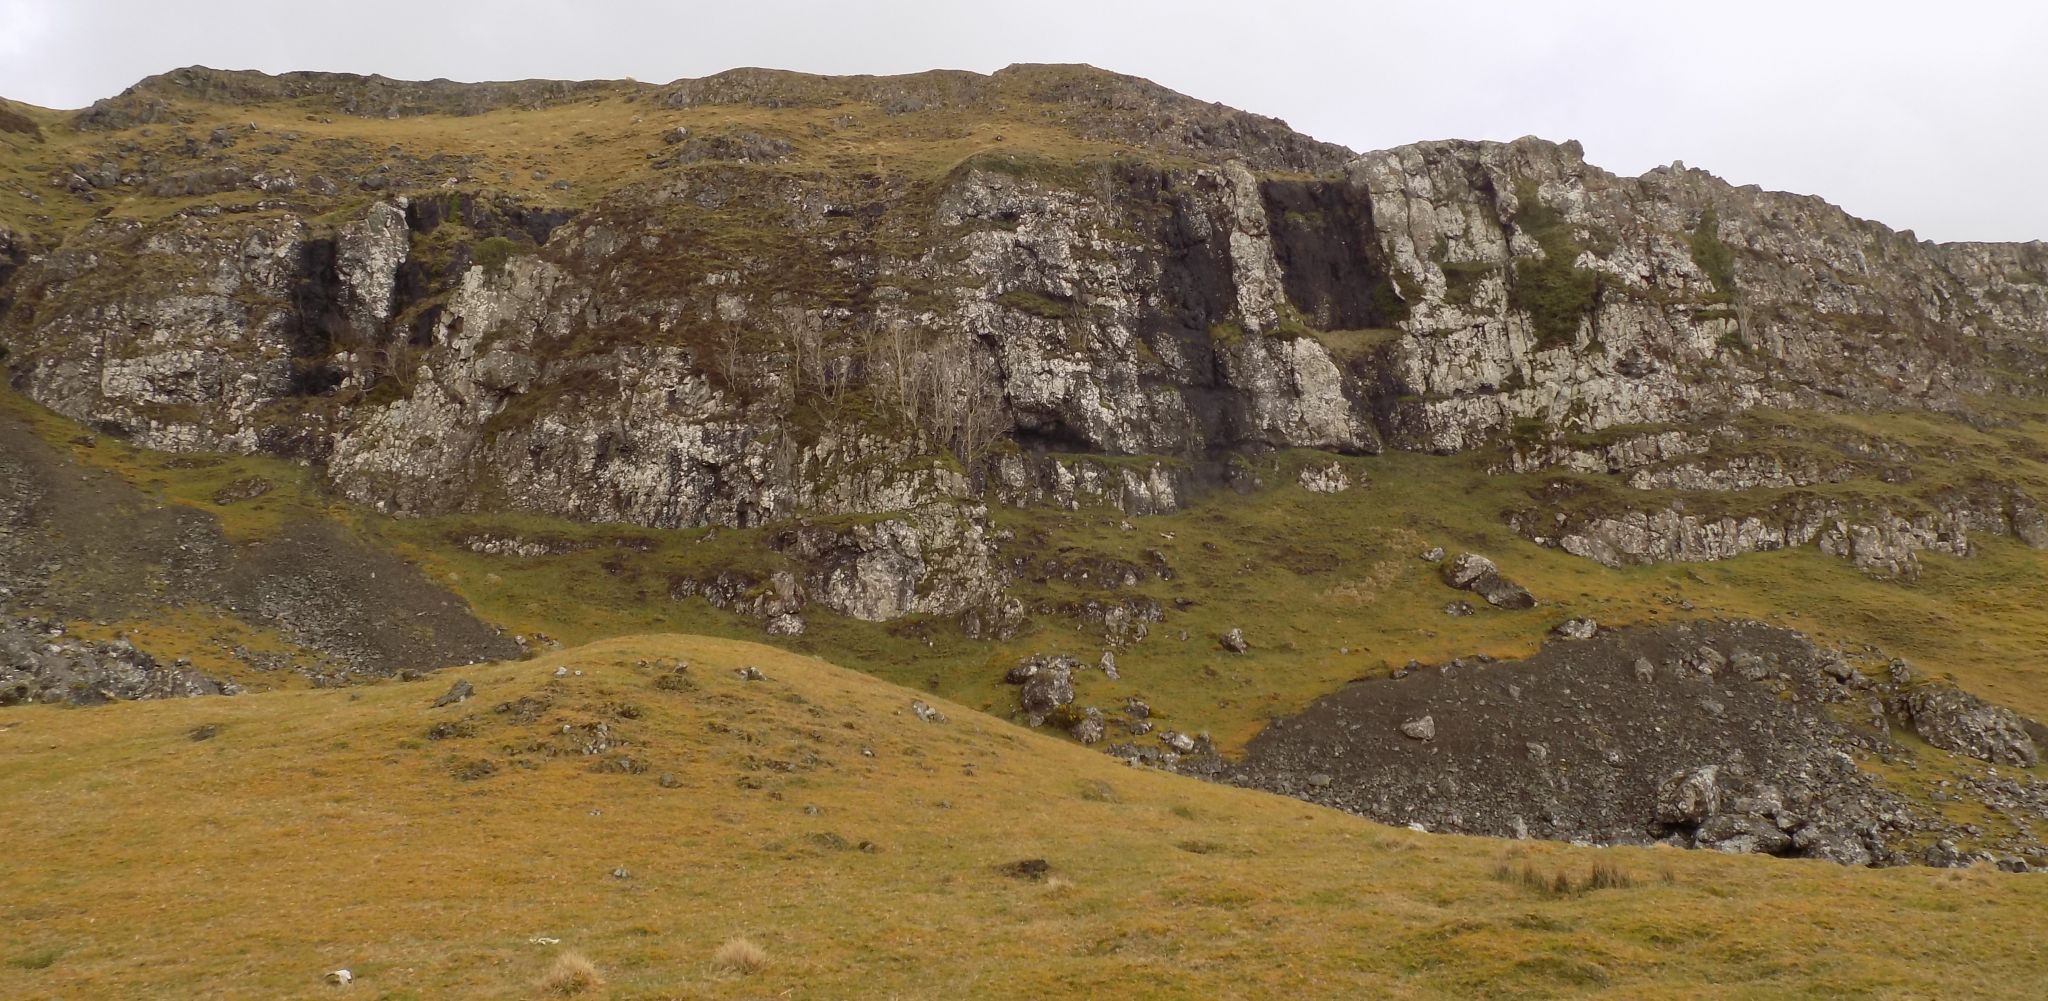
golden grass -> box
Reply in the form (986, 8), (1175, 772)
(1, 633), (2046, 999)
(0, 70), (1160, 255)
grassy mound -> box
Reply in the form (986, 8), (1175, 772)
(2, 633), (2046, 998)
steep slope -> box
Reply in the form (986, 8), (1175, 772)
(0, 388), (518, 699)
(4, 633), (2047, 999)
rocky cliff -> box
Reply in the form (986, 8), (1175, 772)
(3, 65), (2047, 614)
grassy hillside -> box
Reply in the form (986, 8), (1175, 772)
(3, 632), (2046, 1000)
(0, 65), (1242, 256)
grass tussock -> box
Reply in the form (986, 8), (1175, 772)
(1493, 858), (1637, 898)
(711, 937), (769, 976)
(537, 951), (603, 997)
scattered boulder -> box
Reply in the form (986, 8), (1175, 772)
(1894, 684), (2041, 767)
(1888, 658), (1915, 685)
(997, 858), (1050, 882)
(1925, 838), (1968, 868)
(1124, 696), (1150, 719)
(1070, 707), (1106, 745)
(1018, 658), (1075, 726)
(1695, 812), (1793, 855)
(1098, 651), (1119, 680)
(1731, 651), (1773, 682)
(911, 699), (947, 723)
(1219, 628), (1249, 653)
(735, 666), (766, 681)
(1441, 553), (1536, 609)
(1297, 462), (1351, 493)
(1817, 651), (1856, 683)
(1443, 601), (1473, 617)
(449, 758), (498, 781)
(432, 680), (473, 708)
(1655, 765), (1721, 825)
(1552, 618), (1598, 640)
(209, 477), (274, 505)
(426, 718), (478, 741)
(1420, 546), (1445, 563)
(1399, 715), (1436, 741)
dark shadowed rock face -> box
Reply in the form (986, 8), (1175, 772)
(1229, 621), (1951, 865)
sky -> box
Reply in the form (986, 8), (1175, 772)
(2, 0), (2042, 243)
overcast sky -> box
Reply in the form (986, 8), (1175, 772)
(2, 0), (2042, 243)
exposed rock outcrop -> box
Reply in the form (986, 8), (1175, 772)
(7, 66), (2048, 629)
(12, 78), (2045, 538)
(1441, 553), (1536, 608)
(1894, 683), (2043, 767)
(1530, 483), (2048, 581)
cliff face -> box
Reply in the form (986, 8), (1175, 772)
(3, 66), (2047, 609)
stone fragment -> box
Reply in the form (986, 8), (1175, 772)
(432, 680), (473, 708)
(1442, 553), (1536, 609)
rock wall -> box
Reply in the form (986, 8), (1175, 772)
(6, 73), (2048, 616)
